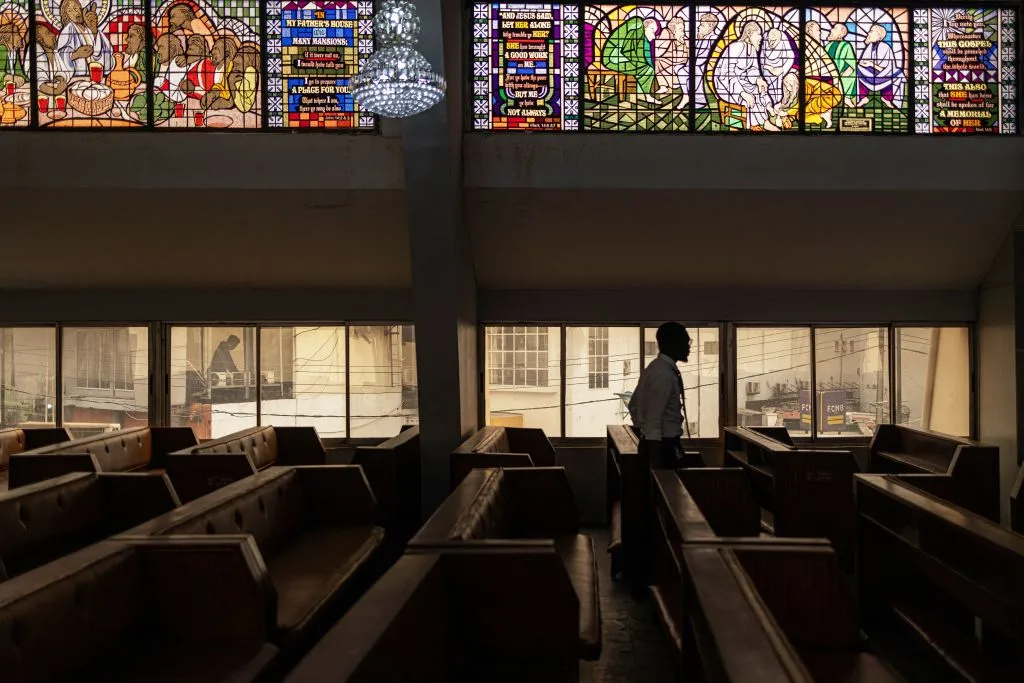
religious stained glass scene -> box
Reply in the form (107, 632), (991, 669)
(0, 0), (30, 126)
(913, 7), (1017, 134)
(696, 6), (800, 132)
(471, 2), (580, 131)
(34, 0), (147, 127)
(266, 0), (375, 129)
(149, 0), (262, 128)
(583, 5), (689, 131)
(805, 7), (909, 133)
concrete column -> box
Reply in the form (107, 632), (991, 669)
(402, 0), (477, 515)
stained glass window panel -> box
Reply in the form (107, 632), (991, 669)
(35, 0), (148, 127)
(695, 6), (800, 132)
(471, 2), (580, 131)
(150, 0), (262, 129)
(583, 5), (689, 131)
(808, 7), (910, 133)
(913, 7), (1018, 134)
(266, 0), (375, 129)
(0, 0), (31, 127)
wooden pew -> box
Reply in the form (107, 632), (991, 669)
(649, 468), (902, 682)
(869, 424), (999, 521)
(8, 426), (198, 489)
(0, 427), (72, 491)
(856, 473), (1024, 681)
(449, 426), (556, 490)
(409, 467), (601, 661)
(285, 542), (580, 683)
(723, 426), (858, 567)
(0, 535), (280, 683)
(121, 465), (386, 654)
(0, 471), (179, 582)
(683, 542), (901, 683)
(352, 426), (421, 548)
(606, 424), (704, 584)
(166, 425), (328, 502)
(607, 424), (639, 580)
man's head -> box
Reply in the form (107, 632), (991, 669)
(866, 24), (885, 44)
(643, 18), (658, 42)
(126, 23), (145, 55)
(828, 23), (847, 42)
(667, 17), (686, 43)
(656, 322), (690, 363)
(168, 5), (196, 32)
(697, 14), (718, 39)
(59, 0), (84, 27)
(806, 20), (822, 43)
(767, 27), (782, 48)
(226, 334), (240, 349)
(740, 21), (762, 50)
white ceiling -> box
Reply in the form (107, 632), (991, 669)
(469, 189), (1021, 290)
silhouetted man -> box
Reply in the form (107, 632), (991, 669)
(628, 322), (691, 468)
(209, 334), (240, 374)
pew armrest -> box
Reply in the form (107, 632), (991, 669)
(21, 428), (73, 450)
(165, 453), (259, 503)
(149, 427), (200, 469)
(272, 427), (328, 466)
(450, 451), (535, 490)
(99, 472), (181, 525)
(502, 467), (580, 537)
(130, 534), (278, 642)
(294, 465), (378, 527)
(7, 452), (100, 489)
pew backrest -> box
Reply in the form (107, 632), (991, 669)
(8, 427), (198, 488)
(0, 535), (276, 683)
(683, 545), (815, 683)
(0, 471), (179, 581)
(285, 544), (579, 683)
(1012, 465), (1024, 535)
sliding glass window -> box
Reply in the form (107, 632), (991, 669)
(0, 327), (57, 429)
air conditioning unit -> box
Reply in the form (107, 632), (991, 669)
(260, 371), (276, 385)
(209, 372), (229, 387)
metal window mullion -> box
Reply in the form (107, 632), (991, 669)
(147, 322), (161, 426)
(145, 0), (153, 127)
(54, 323), (63, 427)
(560, 324), (567, 438)
(724, 323), (736, 430)
(255, 326), (262, 426)
(809, 325), (818, 440)
(345, 323), (351, 439)
(889, 325), (898, 427)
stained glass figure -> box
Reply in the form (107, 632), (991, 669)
(806, 7), (909, 132)
(0, 0), (30, 126)
(913, 7), (1017, 133)
(35, 0), (148, 127)
(697, 6), (800, 132)
(471, 2), (580, 131)
(150, 0), (261, 128)
(582, 5), (689, 131)
(266, 0), (375, 129)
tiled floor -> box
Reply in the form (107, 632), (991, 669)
(581, 529), (676, 683)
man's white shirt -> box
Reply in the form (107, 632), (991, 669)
(628, 353), (683, 441)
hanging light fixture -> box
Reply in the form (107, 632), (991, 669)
(352, 0), (447, 118)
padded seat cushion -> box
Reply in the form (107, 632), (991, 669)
(554, 534), (601, 661)
(90, 641), (279, 683)
(265, 525), (384, 637)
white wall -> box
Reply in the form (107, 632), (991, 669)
(977, 232), (1017, 523)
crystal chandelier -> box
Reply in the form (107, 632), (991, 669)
(352, 0), (447, 118)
